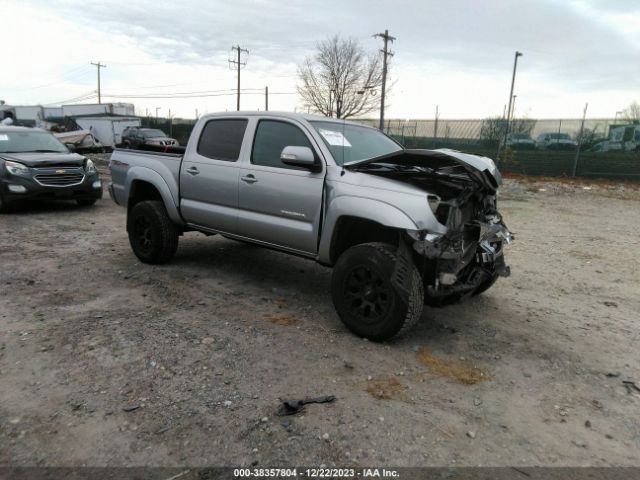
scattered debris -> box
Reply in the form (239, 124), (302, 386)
(276, 395), (336, 416)
(585, 420), (592, 428)
(603, 301), (618, 308)
(366, 378), (404, 400)
(123, 405), (140, 412)
(467, 431), (476, 439)
(622, 380), (640, 394)
(322, 433), (330, 441)
(201, 337), (215, 345)
(417, 347), (491, 385)
(605, 372), (620, 378)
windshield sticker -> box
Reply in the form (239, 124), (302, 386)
(0, 134), (8, 141)
(319, 129), (352, 147)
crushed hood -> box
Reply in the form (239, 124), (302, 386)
(345, 148), (501, 192)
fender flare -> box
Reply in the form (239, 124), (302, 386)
(318, 196), (418, 264)
(125, 167), (184, 225)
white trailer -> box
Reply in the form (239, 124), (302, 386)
(62, 103), (135, 117)
(73, 116), (141, 147)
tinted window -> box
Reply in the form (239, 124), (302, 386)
(198, 119), (248, 161)
(251, 120), (314, 169)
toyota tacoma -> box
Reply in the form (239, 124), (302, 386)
(108, 112), (512, 341)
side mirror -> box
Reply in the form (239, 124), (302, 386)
(65, 143), (77, 152)
(280, 146), (317, 169)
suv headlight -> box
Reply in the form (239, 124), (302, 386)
(5, 160), (30, 176)
(85, 159), (97, 174)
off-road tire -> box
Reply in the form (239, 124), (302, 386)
(127, 200), (178, 264)
(76, 198), (97, 207)
(331, 242), (424, 341)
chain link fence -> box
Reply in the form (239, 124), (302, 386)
(356, 118), (640, 180)
(142, 116), (640, 181)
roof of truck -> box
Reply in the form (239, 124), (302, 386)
(199, 111), (373, 128)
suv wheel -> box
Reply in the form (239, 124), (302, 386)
(127, 200), (178, 264)
(0, 194), (11, 213)
(331, 242), (424, 341)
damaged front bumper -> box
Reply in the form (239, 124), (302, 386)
(408, 218), (513, 299)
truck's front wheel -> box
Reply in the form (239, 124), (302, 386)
(127, 200), (178, 264)
(331, 243), (424, 341)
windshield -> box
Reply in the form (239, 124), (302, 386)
(0, 130), (69, 153)
(310, 121), (402, 166)
(142, 130), (167, 138)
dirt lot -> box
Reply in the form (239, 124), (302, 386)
(1, 157), (639, 467)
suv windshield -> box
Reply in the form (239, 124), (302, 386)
(0, 130), (69, 153)
(310, 121), (402, 166)
(142, 130), (167, 138)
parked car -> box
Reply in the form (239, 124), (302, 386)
(0, 126), (102, 212)
(53, 130), (107, 153)
(536, 132), (578, 150)
(109, 112), (512, 341)
(506, 133), (536, 150)
(121, 127), (178, 149)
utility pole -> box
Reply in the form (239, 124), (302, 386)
(502, 51), (523, 151)
(90, 61), (107, 104)
(374, 29), (395, 131)
(433, 105), (439, 148)
(229, 45), (249, 111)
(572, 102), (588, 177)
(265, 86), (269, 111)
(510, 95), (517, 122)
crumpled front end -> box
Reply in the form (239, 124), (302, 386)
(346, 148), (513, 303)
(409, 194), (513, 302)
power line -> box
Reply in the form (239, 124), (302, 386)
(90, 61), (107, 104)
(374, 29), (395, 131)
(229, 45), (249, 111)
(101, 91), (296, 100)
(44, 90), (97, 106)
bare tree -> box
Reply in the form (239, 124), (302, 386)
(297, 35), (384, 119)
(622, 101), (640, 124)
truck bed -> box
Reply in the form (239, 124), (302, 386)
(109, 147), (183, 209)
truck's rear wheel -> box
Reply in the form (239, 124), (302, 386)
(127, 200), (178, 264)
(331, 242), (424, 341)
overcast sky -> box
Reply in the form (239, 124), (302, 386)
(1, 0), (638, 119)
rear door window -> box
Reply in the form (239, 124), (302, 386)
(198, 119), (248, 162)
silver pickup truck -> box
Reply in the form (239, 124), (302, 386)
(109, 112), (512, 341)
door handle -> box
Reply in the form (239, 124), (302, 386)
(186, 166), (199, 175)
(241, 174), (258, 184)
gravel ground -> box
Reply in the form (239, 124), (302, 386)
(1, 156), (639, 467)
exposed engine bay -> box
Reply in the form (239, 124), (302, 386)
(346, 148), (513, 304)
